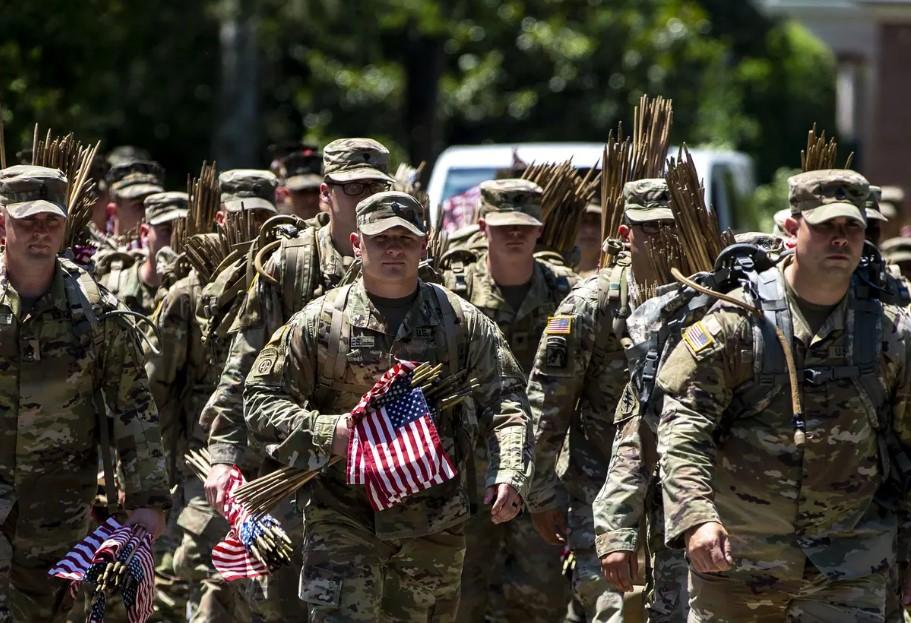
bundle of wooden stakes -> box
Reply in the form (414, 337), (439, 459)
(233, 363), (479, 516)
(184, 202), (259, 284)
(29, 124), (102, 249)
(643, 145), (735, 298)
(521, 159), (598, 256)
(600, 95), (673, 266)
(801, 124), (854, 172)
(185, 448), (293, 569)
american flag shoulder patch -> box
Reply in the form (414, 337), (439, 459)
(545, 315), (573, 335)
(682, 320), (715, 355)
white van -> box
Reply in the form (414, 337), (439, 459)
(427, 142), (756, 232)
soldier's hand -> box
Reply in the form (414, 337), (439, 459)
(126, 508), (166, 539)
(600, 550), (638, 592)
(331, 415), (351, 457)
(486, 483), (522, 524)
(685, 521), (733, 573)
(531, 509), (567, 545)
(205, 463), (235, 517)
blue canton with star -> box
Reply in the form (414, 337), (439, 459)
(378, 375), (429, 429)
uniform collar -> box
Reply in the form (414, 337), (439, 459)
(0, 258), (69, 319)
(348, 278), (440, 336)
(779, 261), (850, 346)
(475, 258), (550, 318)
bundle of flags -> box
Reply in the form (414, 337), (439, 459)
(346, 359), (457, 510)
(49, 517), (155, 623)
(210, 464), (293, 581)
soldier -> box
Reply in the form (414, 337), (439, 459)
(657, 169), (911, 620)
(442, 178), (577, 623)
(203, 139), (394, 621)
(0, 165), (170, 620)
(243, 191), (532, 621)
(98, 191), (188, 316)
(882, 237), (911, 280)
(575, 200), (603, 277)
(526, 179), (676, 623)
(276, 148), (323, 220)
(105, 160), (165, 240)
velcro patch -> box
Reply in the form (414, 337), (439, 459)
(545, 315), (573, 335)
(682, 320), (715, 356)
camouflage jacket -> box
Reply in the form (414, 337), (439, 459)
(525, 257), (633, 512)
(206, 222), (353, 465)
(144, 272), (215, 485)
(442, 256), (577, 373)
(96, 251), (158, 317)
(657, 263), (911, 580)
(0, 257), (170, 530)
(243, 278), (533, 539)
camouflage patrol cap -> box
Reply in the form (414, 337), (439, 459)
(144, 191), (189, 226)
(282, 150), (323, 191)
(865, 185), (888, 222)
(879, 185), (903, 220)
(478, 178), (544, 227)
(0, 165), (68, 218)
(356, 191), (426, 237)
(623, 179), (673, 223)
(788, 169), (868, 225)
(106, 145), (151, 168)
(107, 160), (165, 200)
(881, 237), (911, 264)
(218, 169), (279, 213)
(323, 138), (394, 183)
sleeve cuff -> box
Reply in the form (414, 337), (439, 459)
(486, 470), (529, 499)
(665, 507), (721, 549)
(207, 442), (246, 466)
(595, 529), (638, 558)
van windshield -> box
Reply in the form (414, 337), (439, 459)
(442, 167), (498, 202)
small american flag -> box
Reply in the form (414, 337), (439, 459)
(347, 360), (457, 511)
(50, 518), (155, 623)
(545, 315), (572, 335)
(210, 465), (275, 581)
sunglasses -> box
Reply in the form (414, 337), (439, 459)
(330, 181), (390, 197)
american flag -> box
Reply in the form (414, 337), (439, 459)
(346, 360), (457, 511)
(49, 518), (155, 623)
(210, 465), (275, 581)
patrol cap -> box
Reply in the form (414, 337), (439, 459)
(788, 169), (868, 225)
(772, 208), (790, 233)
(323, 138), (394, 184)
(880, 237), (911, 263)
(623, 179), (673, 223)
(879, 185), (903, 220)
(144, 191), (189, 226)
(106, 145), (152, 168)
(865, 186), (887, 222)
(107, 160), (165, 200)
(478, 178), (544, 227)
(282, 150), (322, 191)
(0, 165), (68, 218)
(218, 169), (278, 213)
(356, 191), (426, 237)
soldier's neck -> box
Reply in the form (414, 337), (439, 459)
(4, 253), (56, 300)
(330, 222), (355, 256)
(140, 258), (161, 288)
(486, 253), (534, 286)
(784, 261), (850, 306)
(363, 275), (419, 300)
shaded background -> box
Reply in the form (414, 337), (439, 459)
(2, 0), (909, 221)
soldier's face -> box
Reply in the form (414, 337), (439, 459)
(141, 222), (174, 256)
(353, 227), (426, 284)
(323, 180), (387, 234)
(789, 215), (865, 276)
(2, 211), (66, 261)
(115, 197), (146, 233)
(481, 222), (541, 260)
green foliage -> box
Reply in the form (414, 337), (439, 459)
(749, 166), (799, 233)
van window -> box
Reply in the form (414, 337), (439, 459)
(442, 167), (498, 203)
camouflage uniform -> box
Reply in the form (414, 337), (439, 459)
(590, 180), (689, 622)
(0, 166), (170, 622)
(205, 141), (392, 620)
(243, 192), (533, 622)
(657, 170), (911, 621)
(443, 179), (576, 623)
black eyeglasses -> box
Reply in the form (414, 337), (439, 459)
(329, 181), (390, 197)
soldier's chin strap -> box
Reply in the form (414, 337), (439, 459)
(670, 267), (807, 448)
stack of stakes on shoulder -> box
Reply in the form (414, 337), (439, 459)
(170, 160), (220, 281)
(643, 145), (736, 299)
(801, 124), (854, 172)
(520, 158), (599, 259)
(29, 124), (102, 253)
(233, 362), (478, 516)
(599, 94), (674, 269)
(184, 448), (294, 571)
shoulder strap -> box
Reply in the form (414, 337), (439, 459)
(281, 226), (320, 320)
(321, 284), (355, 388)
(428, 283), (465, 372)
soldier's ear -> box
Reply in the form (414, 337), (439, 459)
(617, 223), (631, 241)
(784, 216), (800, 237)
(478, 218), (488, 236)
(351, 231), (362, 257)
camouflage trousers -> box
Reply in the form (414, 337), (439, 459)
(688, 565), (887, 622)
(300, 511), (464, 622)
(456, 510), (568, 622)
(644, 491), (688, 623)
(0, 501), (86, 622)
(566, 499), (623, 623)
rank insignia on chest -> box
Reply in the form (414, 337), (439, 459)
(416, 327), (434, 339)
(545, 315), (572, 335)
(351, 334), (376, 348)
(682, 320), (715, 355)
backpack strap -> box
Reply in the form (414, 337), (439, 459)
(427, 283), (465, 373)
(317, 284), (355, 393)
(281, 227), (320, 321)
